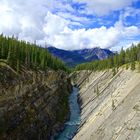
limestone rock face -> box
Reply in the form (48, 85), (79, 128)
(0, 66), (72, 140)
(72, 69), (140, 140)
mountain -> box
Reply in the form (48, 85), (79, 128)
(47, 47), (85, 67)
(73, 47), (113, 61)
(48, 47), (114, 67)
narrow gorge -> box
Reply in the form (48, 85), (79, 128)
(1, 61), (140, 140)
(0, 1), (140, 140)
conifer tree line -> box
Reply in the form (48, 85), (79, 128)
(76, 43), (140, 71)
(0, 34), (67, 71)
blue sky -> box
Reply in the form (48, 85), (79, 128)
(0, 0), (140, 51)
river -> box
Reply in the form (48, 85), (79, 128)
(55, 86), (80, 140)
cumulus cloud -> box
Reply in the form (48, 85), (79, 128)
(0, 0), (47, 40)
(0, 0), (139, 51)
(43, 12), (140, 50)
(43, 12), (69, 36)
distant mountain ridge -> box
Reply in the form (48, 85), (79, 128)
(48, 47), (114, 67)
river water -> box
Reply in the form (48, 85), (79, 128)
(55, 87), (80, 140)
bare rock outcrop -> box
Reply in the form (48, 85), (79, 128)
(0, 65), (72, 140)
(72, 68), (140, 140)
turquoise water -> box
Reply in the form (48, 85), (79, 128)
(55, 87), (80, 140)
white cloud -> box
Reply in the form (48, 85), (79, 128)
(123, 7), (140, 18)
(73, 0), (136, 16)
(57, 12), (90, 23)
(111, 41), (139, 52)
(0, 0), (139, 51)
(43, 12), (69, 36)
(0, 3), (21, 36)
(44, 13), (140, 50)
(0, 0), (46, 40)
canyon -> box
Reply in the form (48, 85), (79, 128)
(1, 60), (140, 140)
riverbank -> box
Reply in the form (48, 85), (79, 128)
(55, 86), (80, 140)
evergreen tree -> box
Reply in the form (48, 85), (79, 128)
(7, 44), (13, 65)
(16, 60), (20, 73)
(125, 48), (130, 63)
(131, 61), (135, 71)
(119, 47), (125, 65)
(0, 35), (67, 72)
(138, 62), (140, 72)
(113, 53), (119, 67)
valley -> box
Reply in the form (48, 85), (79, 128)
(0, 0), (140, 139)
(0, 35), (140, 140)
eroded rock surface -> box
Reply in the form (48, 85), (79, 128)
(72, 69), (140, 140)
(0, 65), (72, 140)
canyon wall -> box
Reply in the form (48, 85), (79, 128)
(72, 68), (140, 140)
(0, 63), (72, 140)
